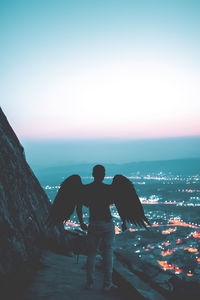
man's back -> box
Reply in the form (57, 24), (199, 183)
(84, 182), (113, 222)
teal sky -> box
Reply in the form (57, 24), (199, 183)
(1, 0), (200, 139)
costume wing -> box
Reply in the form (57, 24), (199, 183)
(112, 175), (150, 230)
(47, 175), (83, 227)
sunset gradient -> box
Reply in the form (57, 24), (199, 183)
(1, 0), (200, 139)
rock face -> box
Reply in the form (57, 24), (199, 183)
(0, 108), (70, 282)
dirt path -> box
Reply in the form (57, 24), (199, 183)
(22, 251), (124, 300)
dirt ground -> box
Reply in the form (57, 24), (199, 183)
(22, 251), (125, 300)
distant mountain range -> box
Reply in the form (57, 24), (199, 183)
(114, 158), (200, 175)
(33, 158), (200, 185)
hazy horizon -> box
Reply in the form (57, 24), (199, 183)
(21, 136), (200, 169)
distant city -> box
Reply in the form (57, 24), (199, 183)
(39, 159), (200, 281)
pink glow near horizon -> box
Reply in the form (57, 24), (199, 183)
(17, 117), (200, 139)
(3, 58), (200, 140)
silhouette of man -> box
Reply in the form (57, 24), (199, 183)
(77, 165), (117, 291)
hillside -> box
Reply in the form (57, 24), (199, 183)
(0, 108), (72, 297)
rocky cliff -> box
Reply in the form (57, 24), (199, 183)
(0, 108), (71, 285)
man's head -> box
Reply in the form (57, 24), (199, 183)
(92, 165), (105, 181)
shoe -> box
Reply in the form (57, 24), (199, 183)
(66, 250), (74, 257)
(103, 283), (118, 292)
(85, 281), (94, 290)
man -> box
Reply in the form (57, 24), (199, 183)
(77, 165), (118, 291)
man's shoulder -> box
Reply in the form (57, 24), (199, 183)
(102, 183), (112, 189)
(83, 182), (112, 191)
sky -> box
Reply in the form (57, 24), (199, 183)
(1, 0), (200, 139)
(1, 0), (200, 165)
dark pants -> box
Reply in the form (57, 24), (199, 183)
(86, 220), (115, 286)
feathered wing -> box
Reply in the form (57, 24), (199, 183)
(47, 175), (83, 227)
(112, 175), (151, 230)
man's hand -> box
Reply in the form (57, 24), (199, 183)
(80, 222), (88, 231)
(122, 222), (127, 232)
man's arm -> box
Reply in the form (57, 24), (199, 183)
(121, 217), (127, 231)
(76, 204), (88, 230)
(109, 184), (127, 230)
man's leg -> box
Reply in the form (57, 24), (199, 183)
(101, 223), (115, 288)
(86, 229), (101, 286)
